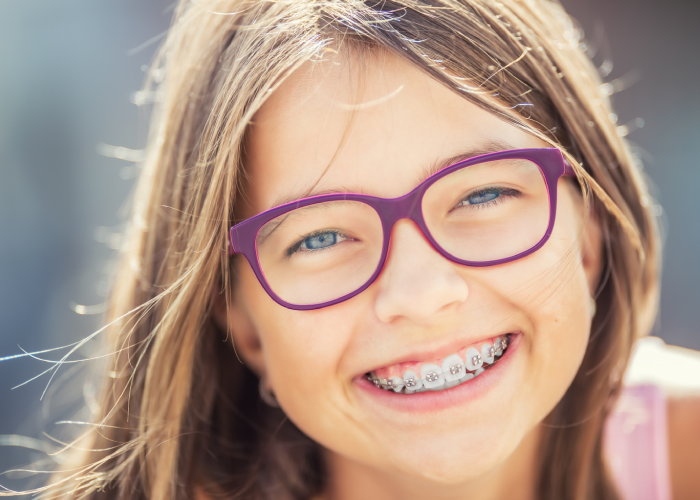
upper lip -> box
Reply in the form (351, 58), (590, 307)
(357, 329), (520, 376)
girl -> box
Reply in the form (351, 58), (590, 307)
(21, 1), (700, 499)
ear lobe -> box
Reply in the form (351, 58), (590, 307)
(211, 285), (267, 376)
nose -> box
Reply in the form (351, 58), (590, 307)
(374, 219), (469, 324)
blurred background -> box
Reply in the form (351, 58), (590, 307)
(0, 0), (698, 492)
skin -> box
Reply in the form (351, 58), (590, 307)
(668, 398), (700, 499)
(216, 52), (604, 500)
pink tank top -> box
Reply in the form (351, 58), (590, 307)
(603, 384), (672, 500)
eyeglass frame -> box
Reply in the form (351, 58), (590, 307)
(229, 148), (576, 311)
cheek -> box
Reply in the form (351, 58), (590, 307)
(521, 283), (590, 428)
(514, 188), (591, 414)
(460, 183), (591, 426)
(238, 262), (355, 415)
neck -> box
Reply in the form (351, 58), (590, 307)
(319, 425), (542, 500)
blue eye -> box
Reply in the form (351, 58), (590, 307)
(465, 189), (500, 205)
(302, 232), (338, 250)
(287, 230), (347, 256)
(458, 187), (520, 208)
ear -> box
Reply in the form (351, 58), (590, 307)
(211, 282), (267, 377)
(580, 200), (604, 295)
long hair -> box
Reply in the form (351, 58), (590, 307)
(24, 1), (660, 499)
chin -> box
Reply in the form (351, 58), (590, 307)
(375, 426), (517, 484)
(392, 452), (505, 485)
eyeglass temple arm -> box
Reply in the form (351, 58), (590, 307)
(563, 158), (577, 177)
(228, 230), (237, 256)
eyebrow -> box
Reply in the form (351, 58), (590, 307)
(419, 139), (519, 183)
(268, 139), (519, 209)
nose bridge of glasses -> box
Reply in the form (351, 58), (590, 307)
(378, 189), (426, 231)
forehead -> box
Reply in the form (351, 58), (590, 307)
(243, 50), (541, 215)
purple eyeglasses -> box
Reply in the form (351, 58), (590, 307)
(229, 148), (575, 310)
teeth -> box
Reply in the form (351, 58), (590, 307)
(481, 343), (495, 364)
(465, 347), (483, 371)
(443, 379), (461, 389)
(403, 370), (423, 391)
(369, 334), (511, 394)
(434, 372), (474, 392)
(387, 376), (404, 392)
(494, 337), (504, 356)
(421, 364), (445, 389)
(441, 354), (466, 382)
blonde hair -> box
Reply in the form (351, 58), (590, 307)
(25, 1), (660, 499)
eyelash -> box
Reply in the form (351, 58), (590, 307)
(455, 187), (522, 210)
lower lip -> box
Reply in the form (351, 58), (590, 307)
(353, 333), (521, 413)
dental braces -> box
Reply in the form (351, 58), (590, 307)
(368, 336), (510, 393)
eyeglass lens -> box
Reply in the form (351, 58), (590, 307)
(255, 159), (549, 306)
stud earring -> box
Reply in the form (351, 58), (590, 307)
(590, 297), (597, 319)
(259, 377), (279, 408)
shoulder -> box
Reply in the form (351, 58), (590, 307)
(667, 396), (700, 500)
(625, 337), (700, 500)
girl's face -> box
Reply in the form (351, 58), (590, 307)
(225, 52), (601, 488)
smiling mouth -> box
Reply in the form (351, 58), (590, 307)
(366, 334), (511, 394)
